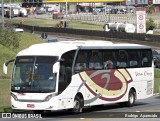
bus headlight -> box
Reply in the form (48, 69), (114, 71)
(44, 94), (53, 102)
(44, 93), (57, 102)
(11, 93), (18, 101)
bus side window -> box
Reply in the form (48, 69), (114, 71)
(88, 50), (102, 70)
(74, 51), (88, 73)
(128, 50), (139, 68)
(140, 50), (152, 67)
(116, 50), (128, 68)
(103, 50), (114, 69)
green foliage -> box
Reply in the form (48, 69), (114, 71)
(146, 4), (154, 14)
(9, 18), (103, 31)
(0, 23), (20, 50)
(14, 32), (44, 53)
(0, 79), (11, 111)
(155, 69), (160, 78)
(154, 78), (160, 93)
(0, 0), (21, 3)
(146, 18), (156, 31)
(154, 69), (160, 93)
(0, 32), (44, 79)
(0, 45), (15, 79)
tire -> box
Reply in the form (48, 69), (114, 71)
(126, 90), (136, 107)
(21, 13), (24, 17)
(72, 96), (83, 113)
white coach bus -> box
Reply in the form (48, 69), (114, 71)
(3, 40), (154, 113)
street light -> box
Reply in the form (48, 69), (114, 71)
(65, 1), (68, 15)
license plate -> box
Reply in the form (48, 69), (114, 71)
(27, 104), (35, 108)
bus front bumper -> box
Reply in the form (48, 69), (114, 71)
(11, 98), (58, 111)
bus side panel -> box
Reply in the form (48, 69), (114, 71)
(79, 69), (133, 106)
(56, 86), (78, 110)
(56, 74), (88, 109)
(128, 68), (154, 100)
(57, 66), (154, 110)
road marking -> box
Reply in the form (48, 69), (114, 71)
(136, 111), (140, 112)
(80, 118), (85, 120)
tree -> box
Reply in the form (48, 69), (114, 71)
(146, 18), (156, 31)
(0, 22), (20, 50)
(146, 4), (154, 14)
(0, 0), (21, 3)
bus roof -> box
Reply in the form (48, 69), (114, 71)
(17, 40), (151, 57)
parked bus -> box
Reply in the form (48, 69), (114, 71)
(3, 40), (154, 113)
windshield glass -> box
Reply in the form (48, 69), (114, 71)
(12, 56), (58, 93)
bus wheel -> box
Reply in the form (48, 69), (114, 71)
(126, 90), (136, 107)
(72, 96), (83, 113)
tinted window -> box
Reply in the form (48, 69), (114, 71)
(116, 50), (129, 68)
(103, 50), (115, 69)
(88, 50), (102, 69)
(73, 49), (152, 73)
(58, 50), (75, 94)
(128, 50), (140, 68)
(140, 49), (152, 67)
(74, 50), (88, 73)
(12, 56), (58, 93)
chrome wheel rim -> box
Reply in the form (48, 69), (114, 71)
(73, 100), (80, 112)
(129, 93), (134, 104)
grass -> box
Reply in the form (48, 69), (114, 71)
(154, 78), (160, 93)
(14, 32), (44, 53)
(0, 44), (16, 79)
(0, 32), (44, 112)
(153, 30), (160, 35)
(154, 69), (160, 93)
(0, 32), (44, 79)
(69, 21), (103, 31)
(8, 18), (103, 31)
(10, 18), (59, 27)
(0, 79), (11, 112)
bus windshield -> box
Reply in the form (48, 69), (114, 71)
(11, 56), (58, 93)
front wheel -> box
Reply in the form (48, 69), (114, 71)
(126, 90), (136, 107)
(72, 96), (83, 113)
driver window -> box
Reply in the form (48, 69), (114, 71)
(58, 50), (75, 94)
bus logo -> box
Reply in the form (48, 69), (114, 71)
(80, 69), (133, 102)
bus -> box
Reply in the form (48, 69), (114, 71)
(3, 40), (154, 113)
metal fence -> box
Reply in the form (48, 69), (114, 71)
(64, 14), (160, 28)
(64, 14), (137, 25)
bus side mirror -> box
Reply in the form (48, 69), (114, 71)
(53, 62), (59, 73)
(3, 63), (8, 74)
(3, 59), (15, 75)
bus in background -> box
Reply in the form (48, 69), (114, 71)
(3, 40), (154, 114)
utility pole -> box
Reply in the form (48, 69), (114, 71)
(1, 0), (4, 30)
(66, 1), (68, 15)
(127, 0), (131, 23)
(10, 0), (12, 19)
